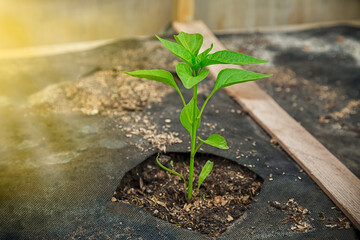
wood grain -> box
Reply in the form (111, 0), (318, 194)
(173, 20), (360, 230)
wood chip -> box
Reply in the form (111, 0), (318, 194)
(214, 196), (222, 205)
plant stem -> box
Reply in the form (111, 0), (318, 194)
(194, 142), (203, 154)
(176, 89), (187, 108)
(156, 154), (187, 198)
(187, 84), (198, 200)
(197, 89), (215, 120)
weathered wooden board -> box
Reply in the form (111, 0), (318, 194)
(172, 0), (194, 22)
(173, 20), (360, 230)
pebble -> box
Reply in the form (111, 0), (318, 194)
(90, 109), (99, 115)
(157, 171), (165, 179)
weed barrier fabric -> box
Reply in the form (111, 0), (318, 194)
(219, 25), (360, 179)
(0, 28), (359, 239)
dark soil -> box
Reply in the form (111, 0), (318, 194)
(113, 152), (263, 238)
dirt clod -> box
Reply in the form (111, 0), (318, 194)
(29, 69), (172, 115)
(270, 198), (312, 232)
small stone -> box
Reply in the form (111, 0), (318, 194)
(157, 171), (165, 179)
(89, 109), (99, 115)
(270, 138), (278, 145)
(111, 197), (117, 202)
(345, 222), (351, 229)
(326, 224), (337, 228)
(165, 119), (171, 123)
(214, 196), (222, 204)
(227, 215), (234, 222)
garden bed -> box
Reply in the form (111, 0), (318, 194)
(0, 24), (359, 239)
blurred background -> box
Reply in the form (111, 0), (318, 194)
(1, 0), (360, 50)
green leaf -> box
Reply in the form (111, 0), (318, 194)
(196, 43), (213, 65)
(180, 98), (201, 137)
(156, 35), (194, 66)
(197, 160), (213, 193)
(174, 32), (203, 56)
(156, 155), (187, 191)
(124, 69), (179, 91)
(176, 62), (209, 89)
(198, 134), (229, 149)
(202, 50), (268, 68)
(214, 68), (272, 91)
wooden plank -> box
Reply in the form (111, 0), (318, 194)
(0, 39), (116, 60)
(172, 0), (194, 22)
(212, 19), (360, 35)
(173, 20), (360, 230)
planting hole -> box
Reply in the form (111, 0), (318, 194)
(112, 152), (263, 238)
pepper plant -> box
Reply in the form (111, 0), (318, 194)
(125, 32), (271, 200)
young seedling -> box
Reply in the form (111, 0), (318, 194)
(125, 32), (271, 200)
